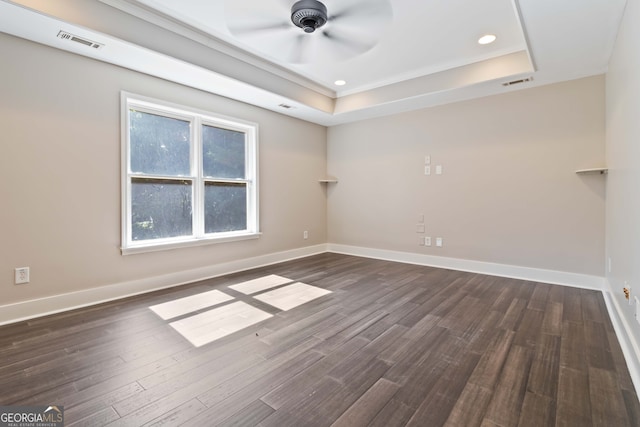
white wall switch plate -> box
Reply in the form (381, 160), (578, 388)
(436, 237), (443, 247)
(425, 237), (431, 246)
(424, 165), (431, 175)
(435, 165), (443, 175)
(425, 155), (431, 165)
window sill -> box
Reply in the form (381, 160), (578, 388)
(121, 232), (261, 255)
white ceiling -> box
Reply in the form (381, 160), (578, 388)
(0, 0), (628, 125)
(132, 0), (529, 96)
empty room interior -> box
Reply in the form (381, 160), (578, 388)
(2, 0), (640, 425)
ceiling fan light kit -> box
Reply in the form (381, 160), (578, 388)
(291, 0), (328, 33)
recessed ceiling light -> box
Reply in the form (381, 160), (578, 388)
(334, 80), (346, 86)
(478, 34), (497, 45)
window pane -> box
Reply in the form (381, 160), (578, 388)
(202, 125), (246, 179)
(130, 110), (190, 175)
(204, 182), (247, 233)
(131, 178), (192, 240)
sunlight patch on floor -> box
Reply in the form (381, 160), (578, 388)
(170, 301), (272, 347)
(228, 274), (292, 295)
(149, 275), (332, 347)
(149, 289), (234, 320)
(254, 282), (332, 311)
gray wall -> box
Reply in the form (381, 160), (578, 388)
(0, 34), (327, 305)
(327, 76), (606, 276)
(606, 0), (640, 349)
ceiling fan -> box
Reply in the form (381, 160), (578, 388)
(224, 0), (393, 64)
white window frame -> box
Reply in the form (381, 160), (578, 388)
(121, 92), (259, 255)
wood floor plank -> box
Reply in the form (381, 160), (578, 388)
(468, 328), (515, 390)
(217, 399), (275, 427)
(555, 366), (592, 426)
(482, 345), (532, 426)
(330, 378), (399, 427)
(444, 383), (493, 427)
(260, 337), (369, 410)
(589, 367), (630, 426)
(517, 392), (555, 427)
(560, 320), (588, 371)
(173, 351), (323, 426)
(584, 320), (616, 371)
(526, 333), (561, 399)
(405, 351), (480, 427)
(142, 398), (207, 426)
(541, 301), (564, 336)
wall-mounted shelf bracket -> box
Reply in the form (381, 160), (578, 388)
(319, 175), (338, 183)
(575, 168), (608, 175)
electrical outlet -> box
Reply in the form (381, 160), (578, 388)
(424, 236), (431, 247)
(624, 282), (632, 304)
(15, 267), (30, 285)
(303, 230), (308, 240)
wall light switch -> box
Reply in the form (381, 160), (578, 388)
(435, 165), (443, 175)
(425, 155), (431, 165)
(424, 166), (431, 175)
(436, 237), (443, 247)
(425, 237), (431, 246)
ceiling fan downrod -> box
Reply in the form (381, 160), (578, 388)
(291, 0), (328, 33)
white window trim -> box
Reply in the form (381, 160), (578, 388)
(121, 92), (260, 255)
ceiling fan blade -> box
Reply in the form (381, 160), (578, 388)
(228, 21), (291, 35)
(288, 34), (312, 63)
(322, 30), (375, 55)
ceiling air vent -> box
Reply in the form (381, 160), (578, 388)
(57, 31), (104, 49)
(278, 103), (295, 109)
(502, 77), (533, 87)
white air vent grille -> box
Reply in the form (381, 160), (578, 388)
(502, 77), (533, 87)
(278, 103), (295, 109)
(57, 31), (104, 49)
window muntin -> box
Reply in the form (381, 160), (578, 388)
(122, 94), (258, 253)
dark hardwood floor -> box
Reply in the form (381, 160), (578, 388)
(0, 253), (638, 426)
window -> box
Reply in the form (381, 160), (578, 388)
(121, 93), (258, 254)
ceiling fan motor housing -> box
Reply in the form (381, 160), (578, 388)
(291, 0), (328, 33)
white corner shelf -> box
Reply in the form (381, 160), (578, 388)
(319, 176), (338, 183)
(575, 168), (608, 175)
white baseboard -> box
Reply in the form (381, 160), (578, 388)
(0, 244), (328, 326)
(327, 244), (606, 290)
(602, 281), (640, 398)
